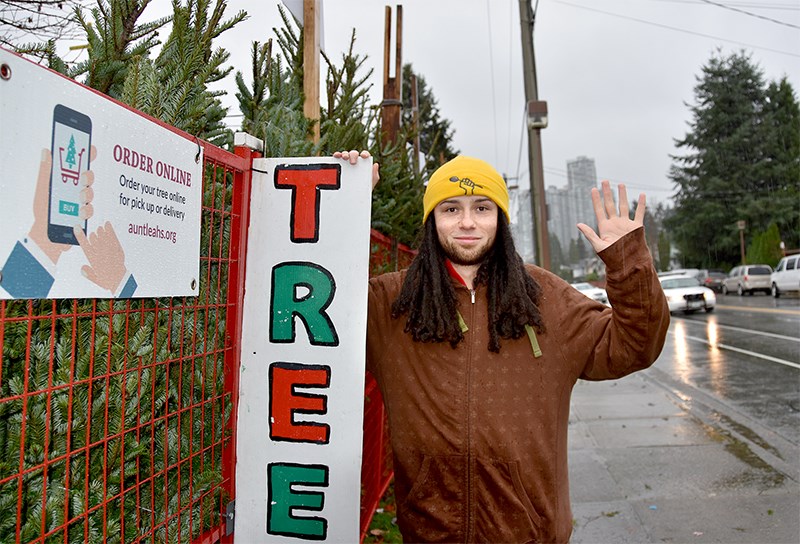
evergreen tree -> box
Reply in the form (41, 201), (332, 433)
(120, 0), (246, 146)
(319, 29), (375, 153)
(657, 230), (671, 272)
(69, 0), (169, 96)
(747, 223), (783, 268)
(666, 51), (800, 269)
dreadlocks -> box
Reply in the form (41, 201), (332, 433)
(391, 211), (545, 353)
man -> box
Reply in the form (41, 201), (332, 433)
(338, 151), (669, 543)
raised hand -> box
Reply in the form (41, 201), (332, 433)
(334, 149), (380, 189)
(577, 180), (646, 253)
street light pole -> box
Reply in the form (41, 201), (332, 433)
(518, 0), (550, 270)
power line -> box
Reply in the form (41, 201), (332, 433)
(486, 0), (500, 168)
(647, 0), (800, 10)
(551, 0), (800, 58)
(697, 0), (800, 28)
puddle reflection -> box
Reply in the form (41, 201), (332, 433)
(672, 320), (691, 381)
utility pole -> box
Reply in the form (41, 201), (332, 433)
(518, 0), (551, 270)
(381, 5), (403, 149)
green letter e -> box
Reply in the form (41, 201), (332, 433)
(267, 463), (329, 540)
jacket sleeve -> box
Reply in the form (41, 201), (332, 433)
(577, 227), (670, 380)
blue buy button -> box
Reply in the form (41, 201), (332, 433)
(59, 200), (79, 216)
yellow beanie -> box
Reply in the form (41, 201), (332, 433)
(422, 155), (510, 223)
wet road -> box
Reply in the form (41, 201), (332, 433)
(650, 290), (799, 454)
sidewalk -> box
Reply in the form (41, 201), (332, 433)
(567, 370), (800, 544)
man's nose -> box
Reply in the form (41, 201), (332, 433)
(459, 210), (476, 228)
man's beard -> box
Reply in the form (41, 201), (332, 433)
(439, 238), (495, 266)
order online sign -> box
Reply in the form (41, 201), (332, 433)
(0, 48), (202, 299)
(236, 157), (372, 542)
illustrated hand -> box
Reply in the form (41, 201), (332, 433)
(334, 149), (380, 189)
(75, 221), (128, 294)
(29, 147), (96, 264)
(577, 180), (646, 253)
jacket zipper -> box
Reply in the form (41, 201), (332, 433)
(465, 285), (476, 541)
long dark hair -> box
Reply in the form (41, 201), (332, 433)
(391, 211), (545, 352)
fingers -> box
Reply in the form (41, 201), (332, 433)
(601, 180), (617, 218)
(334, 150), (372, 164)
(589, 187), (605, 222)
(634, 192), (646, 225)
(37, 149), (52, 185)
(73, 224), (89, 250)
(89, 145), (97, 164)
(80, 264), (100, 285)
(372, 162), (380, 190)
(617, 183), (630, 218)
(577, 223), (601, 247)
(33, 149), (52, 213)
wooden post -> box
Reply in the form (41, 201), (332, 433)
(410, 72), (420, 173)
(381, 5), (403, 148)
(304, 0), (321, 145)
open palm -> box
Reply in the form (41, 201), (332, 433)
(577, 180), (646, 253)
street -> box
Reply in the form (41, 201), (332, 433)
(657, 292), (799, 447)
(568, 292), (800, 543)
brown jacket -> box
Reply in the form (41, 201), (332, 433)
(366, 228), (669, 543)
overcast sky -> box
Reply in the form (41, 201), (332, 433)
(102, 1), (800, 205)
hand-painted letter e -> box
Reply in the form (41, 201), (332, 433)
(270, 362), (331, 444)
(267, 463), (329, 540)
(274, 164), (341, 243)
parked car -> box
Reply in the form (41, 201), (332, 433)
(722, 264), (773, 296)
(658, 268), (701, 280)
(659, 274), (716, 314)
(698, 269), (726, 293)
(770, 255), (800, 298)
(570, 282), (610, 306)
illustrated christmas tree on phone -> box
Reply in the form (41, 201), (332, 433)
(65, 135), (77, 168)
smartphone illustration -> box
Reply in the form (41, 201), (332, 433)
(48, 104), (91, 245)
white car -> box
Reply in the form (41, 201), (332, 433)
(659, 274), (715, 314)
(571, 282), (610, 306)
(771, 254), (800, 298)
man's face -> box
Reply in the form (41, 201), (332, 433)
(433, 196), (499, 266)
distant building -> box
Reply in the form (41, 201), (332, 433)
(508, 186), (535, 264)
(547, 156), (599, 260)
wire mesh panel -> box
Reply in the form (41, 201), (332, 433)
(0, 142), (250, 544)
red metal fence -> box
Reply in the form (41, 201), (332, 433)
(0, 129), (415, 542)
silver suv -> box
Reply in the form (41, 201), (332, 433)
(722, 264), (773, 296)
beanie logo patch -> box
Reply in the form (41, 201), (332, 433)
(448, 175), (484, 196)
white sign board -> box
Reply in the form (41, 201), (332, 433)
(236, 157), (372, 542)
(0, 48), (202, 299)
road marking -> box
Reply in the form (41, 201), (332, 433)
(680, 333), (800, 370)
(716, 304), (800, 316)
(682, 319), (799, 343)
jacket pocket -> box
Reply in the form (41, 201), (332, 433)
(474, 457), (543, 543)
(398, 455), (466, 543)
